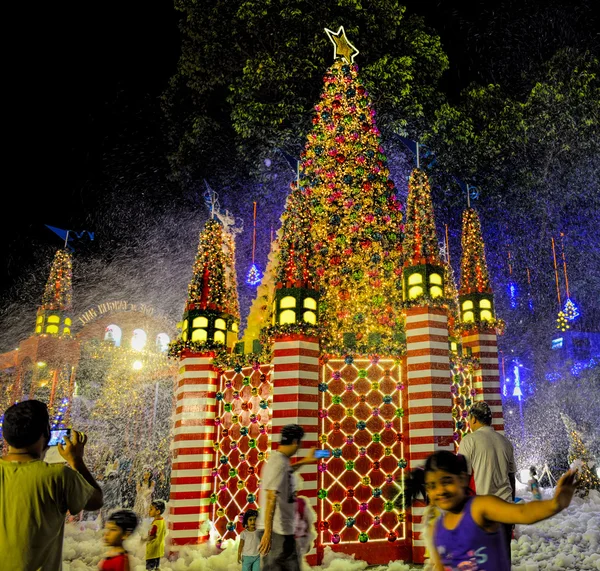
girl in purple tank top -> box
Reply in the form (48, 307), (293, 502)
(419, 451), (578, 571)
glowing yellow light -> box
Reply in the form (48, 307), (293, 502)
(408, 274), (422, 285)
(192, 316), (208, 328)
(430, 286), (443, 298)
(279, 309), (296, 325)
(479, 299), (491, 309)
(191, 328), (207, 342)
(462, 300), (473, 310)
(132, 360), (143, 370)
(214, 331), (226, 344)
(303, 311), (316, 324)
(47, 315), (60, 324)
(429, 273), (442, 285)
(480, 310), (492, 321)
(215, 319), (226, 330)
(46, 325), (59, 334)
(408, 285), (423, 299)
(303, 297), (317, 310)
(280, 296), (296, 309)
(463, 311), (474, 323)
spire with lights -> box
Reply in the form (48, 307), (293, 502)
(35, 249), (73, 337)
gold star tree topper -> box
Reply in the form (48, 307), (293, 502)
(324, 26), (359, 64)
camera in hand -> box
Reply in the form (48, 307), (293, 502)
(48, 428), (71, 447)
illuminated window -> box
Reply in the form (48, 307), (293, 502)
(47, 315), (60, 324)
(215, 318), (226, 330)
(131, 329), (147, 351)
(63, 328), (71, 335)
(36, 316), (43, 324)
(429, 273), (442, 285)
(231, 322), (239, 332)
(462, 300), (474, 310)
(303, 297), (317, 310)
(191, 328), (207, 342)
(280, 296), (296, 309)
(193, 316), (208, 328)
(408, 285), (423, 299)
(46, 325), (59, 334)
(279, 309), (296, 324)
(303, 310), (316, 324)
(64, 318), (72, 326)
(35, 326), (42, 333)
(182, 319), (188, 331)
(430, 286), (443, 298)
(480, 310), (493, 321)
(450, 342), (458, 352)
(463, 311), (474, 323)
(182, 329), (188, 341)
(156, 333), (170, 352)
(214, 330), (226, 344)
(479, 299), (491, 309)
(105, 325), (122, 346)
(408, 273), (422, 285)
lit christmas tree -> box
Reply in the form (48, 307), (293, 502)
(275, 186), (317, 290)
(459, 208), (491, 296)
(403, 169), (441, 267)
(556, 311), (570, 332)
(40, 249), (73, 311)
(298, 30), (404, 349)
(562, 298), (579, 321)
(187, 219), (228, 313)
(561, 413), (600, 497)
(458, 208), (497, 329)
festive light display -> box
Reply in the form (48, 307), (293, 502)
(459, 209), (491, 295)
(275, 186), (317, 289)
(186, 219), (230, 314)
(211, 365), (273, 544)
(449, 358), (476, 446)
(40, 249), (73, 311)
(403, 169), (441, 267)
(246, 264), (262, 286)
(562, 298), (580, 321)
(318, 357), (405, 546)
(297, 58), (404, 348)
(561, 413), (600, 496)
(556, 310), (570, 332)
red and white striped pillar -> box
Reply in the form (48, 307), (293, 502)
(168, 352), (219, 547)
(405, 306), (454, 563)
(270, 334), (320, 564)
(461, 329), (504, 432)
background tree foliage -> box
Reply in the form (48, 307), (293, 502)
(162, 0), (449, 185)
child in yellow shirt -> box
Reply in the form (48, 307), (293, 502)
(144, 500), (167, 570)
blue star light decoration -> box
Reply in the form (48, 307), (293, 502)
(246, 264), (262, 286)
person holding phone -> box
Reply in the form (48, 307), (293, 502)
(0, 399), (103, 571)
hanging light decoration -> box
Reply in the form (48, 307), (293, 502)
(246, 201), (262, 286)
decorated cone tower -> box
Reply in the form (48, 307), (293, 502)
(12, 248), (79, 426)
(168, 219), (240, 547)
(266, 184), (321, 563)
(458, 208), (504, 431)
(402, 169), (454, 563)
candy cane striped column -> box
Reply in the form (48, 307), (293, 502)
(271, 334), (320, 564)
(405, 307), (454, 564)
(169, 352), (219, 547)
(461, 330), (504, 432)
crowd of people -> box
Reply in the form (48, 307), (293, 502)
(0, 400), (579, 571)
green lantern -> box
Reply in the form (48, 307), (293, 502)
(402, 263), (445, 301)
(459, 292), (495, 325)
(272, 287), (320, 326)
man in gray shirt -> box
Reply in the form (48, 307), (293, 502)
(258, 424), (316, 571)
(459, 401), (516, 559)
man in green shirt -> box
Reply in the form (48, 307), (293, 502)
(0, 400), (104, 570)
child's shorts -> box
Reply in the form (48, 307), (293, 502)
(146, 558), (160, 570)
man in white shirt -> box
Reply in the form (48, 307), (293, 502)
(459, 401), (516, 559)
(257, 424), (316, 571)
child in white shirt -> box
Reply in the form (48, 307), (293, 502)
(238, 509), (261, 571)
